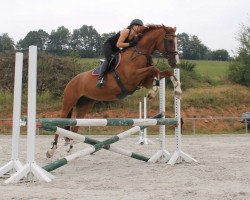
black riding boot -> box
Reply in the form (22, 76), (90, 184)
(96, 60), (109, 88)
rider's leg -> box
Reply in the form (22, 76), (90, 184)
(96, 60), (109, 87)
(96, 43), (113, 87)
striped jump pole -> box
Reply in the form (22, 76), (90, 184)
(42, 118), (177, 172)
(39, 118), (176, 127)
(43, 127), (149, 172)
(43, 113), (164, 172)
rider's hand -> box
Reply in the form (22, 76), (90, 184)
(136, 33), (143, 39)
(129, 38), (138, 47)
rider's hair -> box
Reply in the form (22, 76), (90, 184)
(127, 24), (135, 29)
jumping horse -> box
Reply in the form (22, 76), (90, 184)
(46, 25), (182, 158)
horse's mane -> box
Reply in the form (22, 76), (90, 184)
(137, 24), (175, 35)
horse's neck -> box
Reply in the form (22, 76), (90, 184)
(138, 29), (163, 55)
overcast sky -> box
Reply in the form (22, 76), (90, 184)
(1, 0), (249, 56)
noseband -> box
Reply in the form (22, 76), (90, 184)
(163, 33), (178, 59)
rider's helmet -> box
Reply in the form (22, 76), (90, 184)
(130, 19), (143, 26)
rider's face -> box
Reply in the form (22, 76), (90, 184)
(134, 25), (142, 32)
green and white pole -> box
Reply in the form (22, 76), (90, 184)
(42, 116), (177, 172)
(42, 126), (141, 172)
(39, 118), (177, 127)
(43, 112), (164, 172)
(43, 127), (149, 172)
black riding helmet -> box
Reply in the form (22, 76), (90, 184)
(130, 19), (143, 26)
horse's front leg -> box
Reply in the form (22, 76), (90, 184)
(135, 66), (160, 80)
(134, 66), (160, 99)
(158, 70), (182, 98)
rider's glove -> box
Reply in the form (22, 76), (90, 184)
(129, 37), (138, 47)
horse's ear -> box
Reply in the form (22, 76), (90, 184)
(173, 27), (177, 32)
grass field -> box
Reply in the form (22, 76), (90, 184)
(78, 58), (231, 81)
(190, 60), (230, 81)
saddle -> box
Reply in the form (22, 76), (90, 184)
(92, 53), (121, 76)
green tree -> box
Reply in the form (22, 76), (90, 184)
(0, 33), (15, 52)
(71, 25), (101, 57)
(177, 32), (190, 59)
(211, 49), (229, 61)
(188, 35), (208, 60)
(177, 33), (209, 60)
(47, 26), (71, 56)
(229, 23), (250, 86)
(17, 29), (49, 51)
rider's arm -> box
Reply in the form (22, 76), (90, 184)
(116, 29), (131, 48)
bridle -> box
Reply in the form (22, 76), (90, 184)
(163, 32), (179, 59)
(131, 27), (179, 65)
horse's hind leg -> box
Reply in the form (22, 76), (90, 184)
(46, 92), (79, 158)
(64, 97), (95, 153)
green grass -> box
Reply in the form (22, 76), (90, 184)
(190, 60), (230, 81)
(182, 85), (250, 109)
(77, 58), (231, 83)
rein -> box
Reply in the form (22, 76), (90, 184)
(131, 47), (153, 66)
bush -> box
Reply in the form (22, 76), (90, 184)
(0, 52), (82, 96)
(178, 60), (196, 71)
(37, 53), (82, 96)
(229, 54), (250, 86)
(229, 23), (250, 87)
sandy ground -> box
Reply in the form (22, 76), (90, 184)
(0, 134), (250, 200)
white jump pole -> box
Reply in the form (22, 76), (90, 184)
(5, 46), (54, 184)
(0, 52), (24, 177)
(136, 101), (144, 144)
(136, 97), (153, 145)
(143, 97), (148, 144)
(167, 68), (197, 165)
(148, 78), (171, 162)
(142, 97), (153, 144)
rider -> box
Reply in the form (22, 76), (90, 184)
(96, 19), (144, 87)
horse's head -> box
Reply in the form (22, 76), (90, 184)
(158, 26), (179, 68)
(137, 25), (179, 68)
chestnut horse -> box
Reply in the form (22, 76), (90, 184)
(46, 25), (181, 158)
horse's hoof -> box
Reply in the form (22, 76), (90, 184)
(174, 92), (182, 100)
(46, 149), (54, 158)
(66, 145), (73, 153)
(147, 91), (157, 99)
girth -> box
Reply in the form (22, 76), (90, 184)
(111, 70), (135, 99)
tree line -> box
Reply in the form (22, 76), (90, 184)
(0, 25), (229, 60)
